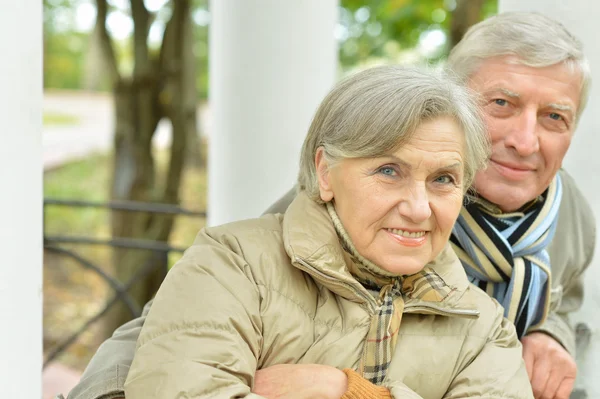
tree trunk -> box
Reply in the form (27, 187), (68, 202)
(83, 25), (106, 91)
(94, 0), (197, 335)
(449, 0), (485, 49)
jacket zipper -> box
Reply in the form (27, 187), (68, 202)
(295, 257), (479, 318)
(295, 256), (378, 314)
(404, 304), (480, 318)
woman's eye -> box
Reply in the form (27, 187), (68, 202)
(434, 175), (454, 184)
(378, 167), (396, 176)
(494, 99), (508, 106)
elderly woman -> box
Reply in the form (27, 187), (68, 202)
(124, 65), (533, 399)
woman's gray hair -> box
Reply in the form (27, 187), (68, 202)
(448, 12), (591, 119)
(298, 65), (490, 202)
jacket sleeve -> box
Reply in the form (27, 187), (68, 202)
(67, 300), (153, 399)
(530, 169), (598, 354)
(123, 229), (265, 399)
(443, 302), (534, 399)
(528, 273), (586, 356)
(527, 226), (595, 355)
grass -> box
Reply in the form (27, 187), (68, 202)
(43, 111), (80, 126)
(43, 147), (208, 272)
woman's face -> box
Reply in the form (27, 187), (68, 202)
(316, 116), (466, 275)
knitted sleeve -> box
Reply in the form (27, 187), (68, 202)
(341, 369), (392, 399)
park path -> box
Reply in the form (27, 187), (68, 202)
(43, 90), (210, 170)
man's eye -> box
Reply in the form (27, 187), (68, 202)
(549, 112), (563, 121)
(378, 167), (396, 176)
(494, 99), (508, 106)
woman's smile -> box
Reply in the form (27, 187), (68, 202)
(384, 228), (429, 247)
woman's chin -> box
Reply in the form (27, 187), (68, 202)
(378, 259), (426, 276)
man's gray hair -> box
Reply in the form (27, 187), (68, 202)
(448, 11), (591, 119)
(298, 65), (490, 202)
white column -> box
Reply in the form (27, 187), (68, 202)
(208, 0), (338, 226)
(0, 1), (43, 397)
(498, 1), (600, 396)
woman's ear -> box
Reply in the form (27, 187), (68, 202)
(315, 147), (334, 202)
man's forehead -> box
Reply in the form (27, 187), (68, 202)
(470, 56), (582, 98)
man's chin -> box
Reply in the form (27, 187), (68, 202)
(473, 180), (536, 212)
(485, 192), (535, 212)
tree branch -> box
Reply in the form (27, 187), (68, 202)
(450, 0), (484, 49)
(95, 0), (120, 82)
(130, 0), (150, 76)
(165, 0), (194, 198)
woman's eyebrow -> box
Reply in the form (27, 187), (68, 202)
(380, 154), (410, 168)
(380, 156), (462, 171)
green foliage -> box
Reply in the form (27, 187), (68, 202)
(43, 0), (497, 92)
(338, 0), (498, 68)
(44, 0), (88, 89)
(44, 31), (89, 89)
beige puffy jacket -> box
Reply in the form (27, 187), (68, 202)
(125, 194), (532, 399)
(123, 192), (533, 398)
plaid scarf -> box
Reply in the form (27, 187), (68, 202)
(326, 203), (452, 384)
(450, 175), (563, 338)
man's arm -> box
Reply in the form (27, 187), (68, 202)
(527, 264), (588, 356)
(444, 300), (533, 398)
(262, 186), (297, 215)
(522, 169), (596, 398)
(533, 169), (597, 353)
(67, 300), (153, 399)
(521, 247), (593, 399)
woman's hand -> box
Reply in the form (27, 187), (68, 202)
(253, 364), (348, 399)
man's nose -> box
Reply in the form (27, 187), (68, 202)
(504, 109), (540, 157)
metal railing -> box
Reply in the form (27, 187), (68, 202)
(43, 198), (206, 368)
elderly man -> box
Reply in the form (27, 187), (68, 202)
(67, 11), (593, 399)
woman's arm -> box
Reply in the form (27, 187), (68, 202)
(123, 229), (265, 399)
(443, 300), (534, 399)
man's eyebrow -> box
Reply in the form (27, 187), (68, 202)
(491, 88), (520, 98)
(548, 103), (574, 114)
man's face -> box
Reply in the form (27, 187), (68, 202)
(468, 56), (582, 212)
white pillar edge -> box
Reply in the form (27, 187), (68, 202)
(207, 0), (339, 226)
(0, 2), (44, 396)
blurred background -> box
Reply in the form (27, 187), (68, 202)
(41, 0), (497, 396)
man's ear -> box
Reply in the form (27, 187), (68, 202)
(315, 147), (334, 202)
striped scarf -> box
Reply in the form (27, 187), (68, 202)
(327, 203), (452, 384)
(450, 175), (563, 337)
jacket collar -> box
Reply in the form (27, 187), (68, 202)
(282, 191), (478, 316)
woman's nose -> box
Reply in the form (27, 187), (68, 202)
(397, 184), (432, 223)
